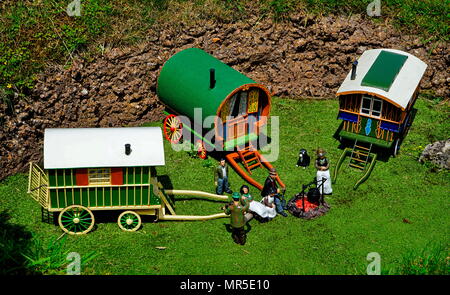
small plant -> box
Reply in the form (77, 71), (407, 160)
(22, 235), (98, 275)
(202, 158), (214, 168)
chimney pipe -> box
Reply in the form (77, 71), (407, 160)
(125, 143), (131, 155)
(209, 68), (216, 89)
(351, 60), (358, 80)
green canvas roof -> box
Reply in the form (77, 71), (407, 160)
(361, 50), (408, 91)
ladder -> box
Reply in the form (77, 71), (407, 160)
(348, 140), (372, 171)
(237, 143), (263, 174)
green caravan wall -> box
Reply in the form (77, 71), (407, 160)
(48, 169), (75, 187)
(48, 166), (161, 210)
(48, 167), (151, 187)
(157, 48), (256, 123)
(49, 185), (160, 209)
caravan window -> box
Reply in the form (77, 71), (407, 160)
(360, 95), (383, 118)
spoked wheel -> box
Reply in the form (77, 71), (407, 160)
(117, 211), (142, 232)
(196, 140), (207, 159)
(58, 205), (95, 235)
(163, 114), (183, 143)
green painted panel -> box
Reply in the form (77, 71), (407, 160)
(81, 189), (89, 207)
(141, 186), (149, 205)
(339, 130), (393, 148)
(48, 170), (57, 186)
(120, 188), (127, 206)
(157, 48), (256, 123)
(127, 187), (135, 206)
(58, 191), (66, 208)
(150, 185), (161, 205)
(359, 117), (378, 138)
(89, 188), (96, 207)
(50, 190), (58, 208)
(73, 189), (81, 205)
(64, 170), (73, 186)
(111, 188), (120, 206)
(142, 167), (149, 184)
(135, 167), (142, 184)
(361, 50), (408, 91)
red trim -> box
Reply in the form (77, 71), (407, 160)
(75, 169), (89, 186)
(111, 168), (123, 185)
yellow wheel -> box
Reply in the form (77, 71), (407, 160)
(163, 114), (183, 143)
(58, 205), (95, 235)
(117, 211), (142, 232)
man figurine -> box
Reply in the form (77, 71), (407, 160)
(215, 158), (232, 195)
(261, 168), (288, 217)
(315, 148), (332, 195)
(224, 192), (250, 245)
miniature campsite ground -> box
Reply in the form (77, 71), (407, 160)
(0, 97), (449, 275)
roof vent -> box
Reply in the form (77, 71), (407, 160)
(209, 68), (216, 89)
(125, 144), (132, 155)
(351, 60), (358, 80)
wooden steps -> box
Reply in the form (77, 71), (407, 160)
(348, 140), (372, 171)
(237, 143), (263, 174)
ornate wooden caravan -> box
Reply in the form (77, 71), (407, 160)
(157, 48), (285, 190)
(333, 49), (427, 189)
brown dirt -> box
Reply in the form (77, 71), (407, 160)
(0, 13), (448, 180)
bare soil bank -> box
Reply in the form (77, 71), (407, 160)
(1, 13), (448, 180)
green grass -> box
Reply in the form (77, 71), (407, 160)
(0, 97), (448, 275)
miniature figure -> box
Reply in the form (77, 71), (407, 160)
(315, 148), (332, 195)
(223, 192), (250, 245)
(215, 158), (233, 195)
(261, 168), (288, 217)
(296, 148), (310, 168)
(240, 185), (254, 222)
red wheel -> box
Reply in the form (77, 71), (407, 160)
(163, 114), (183, 143)
(196, 140), (207, 159)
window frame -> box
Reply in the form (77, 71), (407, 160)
(360, 95), (383, 118)
(88, 168), (111, 185)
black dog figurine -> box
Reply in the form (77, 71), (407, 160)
(296, 148), (310, 169)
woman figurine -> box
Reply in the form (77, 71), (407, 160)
(315, 148), (332, 195)
(239, 185), (277, 222)
(240, 185), (254, 222)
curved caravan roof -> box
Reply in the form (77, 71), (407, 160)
(336, 49), (427, 111)
(157, 48), (271, 122)
(44, 127), (165, 169)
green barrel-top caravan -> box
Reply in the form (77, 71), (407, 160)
(156, 48), (286, 191)
(333, 48), (427, 189)
(28, 127), (176, 235)
(157, 47), (272, 154)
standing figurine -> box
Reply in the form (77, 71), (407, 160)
(215, 158), (232, 195)
(224, 192), (250, 245)
(315, 148), (332, 195)
(296, 148), (311, 169)
(261, 168), (288, 217)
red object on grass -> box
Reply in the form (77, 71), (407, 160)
(295, 197), (318, 212)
